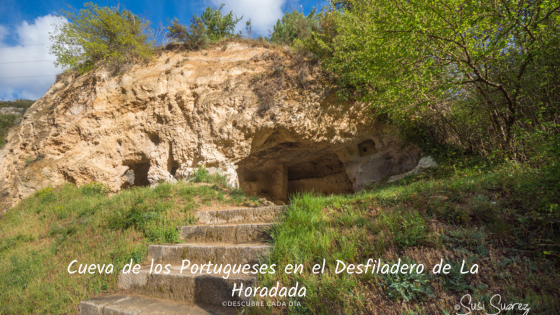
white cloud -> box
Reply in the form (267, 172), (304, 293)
(0, 26), (8, 42)
(0, 15), (67, 101)
(206, 0), (289, 37)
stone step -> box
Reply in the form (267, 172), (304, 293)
(196, 206), (285, 225)
(80, 293), (236, 315)
(180, 223), (274, 243)
(117, 266), (256, 306)
(148, 243), (273, 265)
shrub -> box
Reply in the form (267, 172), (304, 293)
(167, 5), (242, 49)
(167, 16), (208, 50)
(50, 2), (153, 74)
(378, 260), (436, 302)
(80, 183), (110, 197)
(199, 5), (242, 41)
(304, 0), (560, 160)
(270, 8), (318, 45)
(0, 114), (20, 148)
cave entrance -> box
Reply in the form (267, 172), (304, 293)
(237, 143), (354, 204)
(122, 162), (151, 188)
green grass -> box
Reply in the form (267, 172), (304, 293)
(251, 159), (560, 314)
(0, 170), (259, 314)
(2, 153), (559, 314)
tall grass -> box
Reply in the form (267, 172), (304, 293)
(0, 171), (257, 314)
(252, 162), (560, 314)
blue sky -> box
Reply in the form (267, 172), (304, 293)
(0, 0), (322, 101)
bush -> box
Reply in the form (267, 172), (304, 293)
(167, 5), (242, 49)
(0, 114), (20, 148)
(0, 99), (34, 109)
(304, 0), (560, 161)
(270, 8), (318, 45)
(80, 183), (110, 197)
(167, 16), (208, 50)
(49, 2), (153, 74)
(200, 5), (242, 40)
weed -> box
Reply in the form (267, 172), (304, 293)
(439, 257), (476, 292)
(378, 260), (436, 302)
(445, 227), (488, 250)
(81, 183), (110, 197)
(24, 153), (45, 167)
(378, 211), (427, 249)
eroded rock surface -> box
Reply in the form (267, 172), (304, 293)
(0, 43), (421, 211)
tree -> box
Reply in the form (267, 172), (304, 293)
(200, 4), (242, 40)
(167, 5), (242, 48)
(49, 2), (153, 74)
(309, 0), (560, 157)
(270, 8), (318, 45)
(167, 16), (208, 50)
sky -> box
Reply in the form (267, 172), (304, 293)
(0, 0), (322, 101)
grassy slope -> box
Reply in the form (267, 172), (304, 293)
(254, 160), (560, 314)
(1, 158), (559, 314)
(0, 170), (262, 314)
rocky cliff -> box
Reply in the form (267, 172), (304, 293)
(0, 42), (421, 212)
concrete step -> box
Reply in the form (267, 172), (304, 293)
(180, 223), (274, 243)
(148, 242), (273, 265)
(196, 206), (285, 225)
(80, 293), (236, 315)
(117, 266), (256, 306)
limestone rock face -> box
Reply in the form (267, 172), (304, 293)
(0, 43), (421, 211)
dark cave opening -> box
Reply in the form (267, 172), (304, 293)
(236, 143), (354, 204)
(122, 162), (151, 188)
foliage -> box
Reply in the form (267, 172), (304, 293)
(0, 99), (34, 109)
(0, 179), (258, 314)
(24, 154), (45, 167)
(379, 261), (436, 302)
(200, 5), (242, 40)
(377, 210), (427, 248)
(0, 114), (20, 148)
(80, 183), (110, 197)
(270, 8), (318, 45)
(167, 5), (242, 49)
(49, 2), (154, 74)
(167, 16), (208, 50)
(191, 165), (228, 187)
(306, 0), (560, 160)
(252, 157), (560, 314)
(439, 258), (476, 293)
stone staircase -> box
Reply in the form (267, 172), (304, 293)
(79, 205), (285, 315)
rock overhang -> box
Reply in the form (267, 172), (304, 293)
(0, 42), (421, 211)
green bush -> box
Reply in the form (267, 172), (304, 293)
(167, 16), (208, 50)
(80, 183), (110, 197)
(0, 99), (34, 109)
(50, 2), (153, 74)
(270, 8), (318, 45)
(167, 5), (242, 49)
(304, 0), (560, 160)
(0, 113), (20, 148)
(200, 5), (242, 40)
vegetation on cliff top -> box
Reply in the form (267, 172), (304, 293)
(48, 0), (559, 162)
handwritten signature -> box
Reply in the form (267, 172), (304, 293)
(455, 294), (530, 315)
